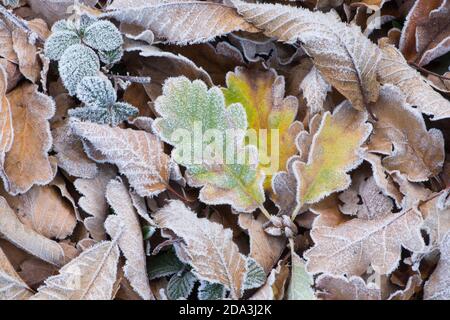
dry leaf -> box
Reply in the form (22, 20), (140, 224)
(377, 40), (450, 120)
(105, 178), (153, 300)
(71, 120), (170, 198)
(0, 196), (65, 266)
(74, 165), (116, 241)
(0, 64), (12, 172)
(107, 0), (258, 44)
(249, 260), (289, 300)
(424, 232), (450, 300)
(316, 274), (381, 300)
(368, 85), (444, 182)
(238, 213), (285, 274)
(231, 0), (381, 111)
(154, 200), (247, 299)
(31, 239), (120, 300)
(1, 83), (56, 195)
(305, 207), (425, 275)
(0, 246), (33, 300)
(300, 66), (331, 115)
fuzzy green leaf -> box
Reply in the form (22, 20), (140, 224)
(76, 76), (117, 108)
(84, 20), (123, 52)
(167, 271), (197, 300)
(243, 258), (266, 290)
(198, 281), (227, 300)
(148, 250), (185, 280)
(44, 31), (80, 61)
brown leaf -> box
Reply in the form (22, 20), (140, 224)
(0, 246), (33, 300)
(105, 179), (154, 300)
(0, 196), (65, 266)
(424, 232), (450, 300)
(377, 40), (450, 120)
(70, 120), (170, 198)
(249, 260), (290, 300)
(1, 83), (55, 195)
(238, 213), (286, 274)
(31, 239), (121, 300)
(368, 85), (444, 182)
(400, 0), (450, 66)
(0, 64), (13, 170)
(154, 200), (247, 299)
(74, 165), (117, 241)
(107, 0), (258, 45)
(27, 0), (98, 25)
(305, 207), (425, 275)
(316, 275), (381, 300)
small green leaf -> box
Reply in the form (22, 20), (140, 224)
(243, 258), (266, 290)
(148, 249), (185, 280)
(58, 44), (100, 96)
(287, 252), (315, 300)
(167, 271), (197, 300)
(44, 31), (80, 61)
(76, 76), (117, 108)
(84, 20), (123, 51)
(198, 281), (227, 300)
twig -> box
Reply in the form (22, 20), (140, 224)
(108, 74), (152, 84)
(0, 4), (44, 44)
(410, 62), (450, 81)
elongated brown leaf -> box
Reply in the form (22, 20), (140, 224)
(0, 196), (65, 266)
(0, 64), (12, 172)
(107, 1), (258, 45)
(377, 40), (450, 120)
(31, 240), (120, 300)
(424, 232), (450, 300)
(105, 179), (153, 300)
(231, 0), (381, 111)
(316, 274), (381, 300)
(71, 120), (170, 198)
(0, 246), (33, 300)
(1, 84), (56, 195)
(154, 200), (247, 299)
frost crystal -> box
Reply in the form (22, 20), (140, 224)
(98, 47), (123, 65)
(59, 44), (100, 95)
(51, 20), (70, 33)
(76, 76), (116, 108)
(84, 21), (123, 51)
(44, 31), (80, 61)
(78, 14), (98, 34)
(70, 77), (138, 126)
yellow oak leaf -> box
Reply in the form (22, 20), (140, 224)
(222, 67), (302, 189)
(293, 102), (372, 206)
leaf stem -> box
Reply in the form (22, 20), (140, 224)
(108, 74), (152, 84)
(258, 204), (272, 220)
(409, 62), (450, 81)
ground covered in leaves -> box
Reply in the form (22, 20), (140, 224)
(0, 0), (450, 301)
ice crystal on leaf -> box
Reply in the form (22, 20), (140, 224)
(58, 44), (100, 96)
(83, 20), (123, 52)
(76, 76), (116, 108)
(44, 31), (80, 61)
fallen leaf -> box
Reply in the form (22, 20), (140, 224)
(105, 178), (153, 300)
(293, 101), (372, 206)
(287, 252), (315, 300)
(249, 260), (290, 300)
(222, 67), (302, 189)
(0, 196), (65, 266)
(31, 239), (120, 300)
(0, 246), (33, 300)
(377, 40), (450, 120)
(1, 83), (56, 195)
(300, 67), (331, 115)
(368, 85), (444, 182)
(71, 120), (170, 198)
(316, 274), (381, 300)
(107, 0), (258, 44)
(424, 231), (450, 300)
(305, 207), (425, 275)
(0, 64), (12, 172)
(154, 200), (247, 299)
(231, 0), (381, 111)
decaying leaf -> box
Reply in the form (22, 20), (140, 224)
(305, 207), (425, 275)
(316, 274), (381, 300)
(107, 0), (258, 45)
(0, 246), (33, 300)
(0, 196), (65, 266)
(293, 102), (372, 206)
(0, 64), (12, 171)
(300, 67), (331, 115)
(31, 239), (120, 300)
(368, 85), (444, 182)
(231, 0), (381, 111)
(1, 83), (56, 195)
(71, 120), (170, 198)
(377, 40), (450, 120)
(424, 232), (450, 300)
(105, 179), (153, 300)
(154, 200), (247, 299)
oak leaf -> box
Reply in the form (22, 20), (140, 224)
(222, 67), (302, 189)
(293, 102), (372, 206)
(0, 246), (33, 300)
(231, 0), (381, 111)
(316, 274), (381, 300)
(1, 83), (56, 195)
